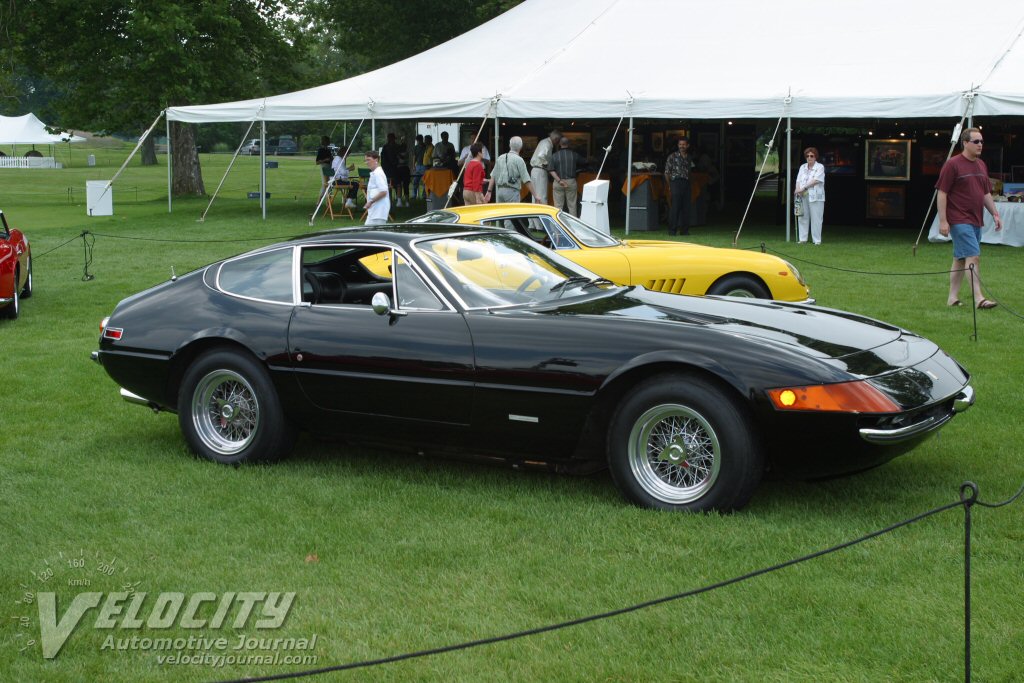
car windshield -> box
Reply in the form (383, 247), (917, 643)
(414, 232), (620, 309)
(557, 212), (621, 247)
(407, 211), (458, 224)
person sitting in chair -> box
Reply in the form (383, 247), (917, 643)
(331, 149), (359, 209)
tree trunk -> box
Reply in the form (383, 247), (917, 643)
(170, 121), (206, 196)
(140, 134), (157, 166)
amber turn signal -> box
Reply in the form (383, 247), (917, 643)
(767, 380), (900, 413)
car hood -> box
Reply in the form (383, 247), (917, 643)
(617, 239), (779, 265)
(561, 289), (905, 362)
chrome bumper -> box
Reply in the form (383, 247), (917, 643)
(859, 385), (973, 445)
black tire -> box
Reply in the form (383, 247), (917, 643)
(2, 272), (19, 319)
(178, 349), (296, 465)
(607, 373), (763, 512)
(706, 274), (770, 299)
(21, 254), (32, 298)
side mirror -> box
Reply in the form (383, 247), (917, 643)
(371, 291), (393, 316)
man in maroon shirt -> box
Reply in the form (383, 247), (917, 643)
(936, 127), (1003, 308)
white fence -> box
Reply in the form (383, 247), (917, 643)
(0, 156), (61, 169)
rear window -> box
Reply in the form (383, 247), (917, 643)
(218, 247), (294, 303)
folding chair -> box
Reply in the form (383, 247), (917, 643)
(322, 181), (355, 221)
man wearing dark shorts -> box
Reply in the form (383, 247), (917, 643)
(936, 127), (1003, 309)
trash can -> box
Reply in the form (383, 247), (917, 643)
(426, 191), (447, 212)
(87, 154), (96, 167)
(627, 180), (659, 231)
(86, 181), (113, 216)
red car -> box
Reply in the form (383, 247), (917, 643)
(1, 210), (32, 319)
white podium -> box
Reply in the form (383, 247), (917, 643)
(580, 180), (610, 234)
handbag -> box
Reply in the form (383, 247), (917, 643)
(794, 195), (803, 217)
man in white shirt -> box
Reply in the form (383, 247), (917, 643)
(529, 129), (561, 205)
(458, 131), (491, 171)
(363, 150), (391, 225)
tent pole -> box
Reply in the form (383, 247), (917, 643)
(372, 119), (376, 151)
(260, 121), (267, 219)
(167, 117), (173, 213)
(625, 117), (633, 235)
(785, 117), (792, 242)
(718, 121), (725, 211)
(494, 117), (500, 168)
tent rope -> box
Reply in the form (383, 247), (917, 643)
(199, 113), (263, 223)
(733, 101), (788, 247)
(442, 105), (495, 209)
(88, 110), (164, 216)
(596, 97), (634, 180)
(912, 98), (973, 255)
(310, 118), (367, 226)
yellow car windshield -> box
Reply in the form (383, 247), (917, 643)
(414, 233), (617, 308)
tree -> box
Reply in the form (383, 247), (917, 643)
(11, 0), (298, 195)
(295, 0), (523, 71)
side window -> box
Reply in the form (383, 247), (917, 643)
(300, 245), (394, 306)
(481, 216), (551, 247)
(218, 247), (294, 303)
(539, 216), (577, 250)
(394, 253), (444, 311)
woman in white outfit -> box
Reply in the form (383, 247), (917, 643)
(794, 147), (825, 244)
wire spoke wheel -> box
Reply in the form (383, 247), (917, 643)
(191, 369), (260, 455)
(628, 404), (721, 504)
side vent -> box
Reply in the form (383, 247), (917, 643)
(645, 278), (685, 294)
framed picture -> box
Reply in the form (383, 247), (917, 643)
(628, 132), (644, 153)
(560, 131), (591, 159)
(664, 129), (688, 147)
(726, 136), (754, 166)
(920, 147), (947, 176)
(651, 132), (664, 153)
(866, 184), (906, 220)
(519, 135), (540, 163)
(980, 143), (1003, 175)
(819, 144), (857, 176)
(865, 139), (911, 180)
(1003, 182), (1024, 198)
(697, 132), (718, 157)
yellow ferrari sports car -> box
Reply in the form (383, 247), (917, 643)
(409, 203), (812, 302)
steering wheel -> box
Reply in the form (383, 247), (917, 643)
(515, 274), (545, 296)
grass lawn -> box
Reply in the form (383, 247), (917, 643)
(1, 143), (1022, 682)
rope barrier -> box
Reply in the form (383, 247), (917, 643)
(209, 480), (1021, 683)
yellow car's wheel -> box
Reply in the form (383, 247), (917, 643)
(707, 274), (770, 299)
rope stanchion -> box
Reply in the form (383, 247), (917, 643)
(960, 481), (978, 683)
(81, 231), (94, 281)
(209, 480), (1022, 683)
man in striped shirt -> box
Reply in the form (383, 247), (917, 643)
(548, 137), (585, 216)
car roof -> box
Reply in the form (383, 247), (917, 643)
(282, 223), (507, 249)
(443, 203), (560, 221)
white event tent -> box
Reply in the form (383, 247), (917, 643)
(163, 0), (1024, 222)
(0, 113), (85, 169)
(0, 112), (84, 145)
